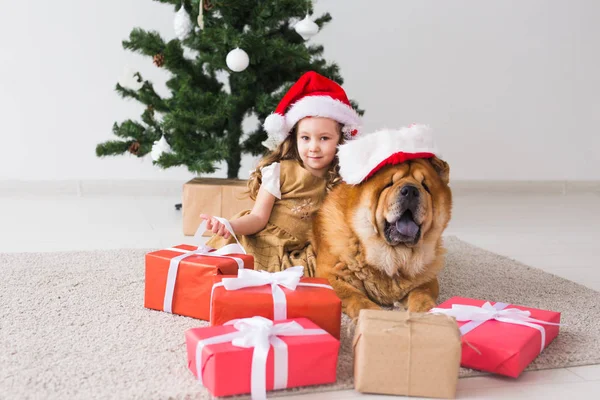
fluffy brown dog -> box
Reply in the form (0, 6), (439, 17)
(313, 156), (452, 319)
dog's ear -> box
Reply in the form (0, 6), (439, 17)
(430, 157), (450, 184)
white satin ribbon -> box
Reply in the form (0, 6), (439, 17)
(196, 216), (245, 254)
(162, 217), (247, 313)
(430, 301), (561, 353)
(209, 266), (333, 321)
(194, 316), (326, 400)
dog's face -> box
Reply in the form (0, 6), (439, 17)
(357, 157), (452, 249)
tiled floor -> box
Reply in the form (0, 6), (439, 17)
(2, 187), (599, 398)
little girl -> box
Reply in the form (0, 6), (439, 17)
(201, 71), (362, 276)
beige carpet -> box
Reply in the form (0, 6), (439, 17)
(1, 236), (599, 399)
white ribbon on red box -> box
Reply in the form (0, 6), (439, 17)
(193, 316), (327, 400)
(163, 217), (247, 313)
(430, 301), (561, 353)
(209, 265), (333, 321)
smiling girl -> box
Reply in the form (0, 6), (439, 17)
(201, 71), (362, 275)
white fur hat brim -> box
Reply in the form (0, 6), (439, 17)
(338, 124), (439, 184)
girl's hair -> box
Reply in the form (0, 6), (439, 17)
(247, 122), (345, 200)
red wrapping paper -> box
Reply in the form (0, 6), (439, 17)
(144, 244), (253, 320)
(435, 296), (561, 377)
(209, 275), (342, 338)
(185, 318), (339, 397)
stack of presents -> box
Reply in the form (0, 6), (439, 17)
(144, 226), (561, 399)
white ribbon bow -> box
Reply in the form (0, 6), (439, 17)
(210, 266), (333, 321)
(194, 316), (326, 400)
(163, 217), (247, 313)
(224, 265), (304, 290)
(430, 302), (561, 353)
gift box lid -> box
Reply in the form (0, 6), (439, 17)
(147, 244), (251, 275)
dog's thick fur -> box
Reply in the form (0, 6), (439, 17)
(313, 157), (452, 319)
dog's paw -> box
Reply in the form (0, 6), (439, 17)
(407, 298), (437, 313)
(345, 298), (381, 319)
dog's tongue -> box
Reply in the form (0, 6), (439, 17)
(396, 212), (419, 237)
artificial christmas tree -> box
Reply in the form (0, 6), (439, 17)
(96, 0), (363, 179)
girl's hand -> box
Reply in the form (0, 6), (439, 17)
(199, 214), (231, 239)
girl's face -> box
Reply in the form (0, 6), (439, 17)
(295, 117), (341, 177)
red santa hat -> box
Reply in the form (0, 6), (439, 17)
(262, 71), (362, 150)
(338, 124), (439, 184)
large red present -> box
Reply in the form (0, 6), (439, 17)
(144, 241), (253, 320)
(186, 316), (339, 398)
(209, 266), (342, 338)
(431, 296), (561, 377)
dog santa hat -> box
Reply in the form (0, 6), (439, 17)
(338, 124), (440, 184)
(262, 71), (363, 150)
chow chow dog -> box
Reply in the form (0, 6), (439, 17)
(313, 126), (452, 319)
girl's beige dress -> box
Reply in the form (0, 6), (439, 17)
(206, 159), (326, 276)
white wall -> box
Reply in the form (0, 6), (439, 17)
(1, 0), (598, 181)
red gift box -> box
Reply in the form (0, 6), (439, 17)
(209, 266), (342, 339)
(432, 297), (561, 377)
(144, 243), (253, 320)
(186, 316), (340, 398)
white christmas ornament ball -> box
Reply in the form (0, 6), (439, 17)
(294, 15), (319, 40)
(226, 48), (249, 72)
(151, 136), (173, 161)
(174, 6), (193, 41)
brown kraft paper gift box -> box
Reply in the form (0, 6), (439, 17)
(353, 309), (461, 399)
(182, 178), (255, 236)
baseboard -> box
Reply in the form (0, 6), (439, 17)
(0, 179), (599, 196)
(0, 180), (185, 197)
(449, 181), (600, 195)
